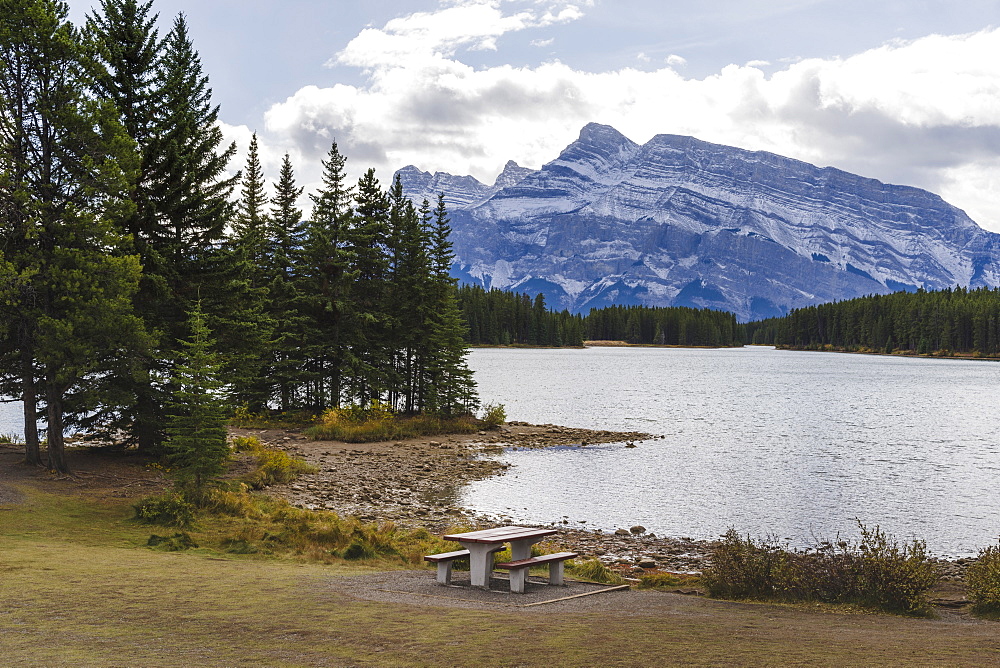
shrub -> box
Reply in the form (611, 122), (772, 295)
(234, 503), (444, 565)
(229, 404), (316, 429)
(233, 436), (317, 489)
(568, 558), (626, 585)
(341, 539), (377, 560)
(305, 407), (479, 443)
(198, 485), (261, 518)
(966, 543), (1000, 615)
(306, 404), (395, 442)
(147, 532), (199, 551)
(230, 403), (265, 428)
(702, 530), (785, 600)
(638, 572), (701, 590)
(231, 436), (261, 453)
(134, 493), (196, 528)
(243, 449), (316, 489)
(702, 523), (939, 615)
(480, 403), (506, 429)
(849, 523), (939, 614)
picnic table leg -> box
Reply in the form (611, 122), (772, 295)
(507, 537), (547, 593)
(509, 537), (545, 561)
(509, 567), (528, 594)
(436, 561), (453, 584)
(549, 561), (566, 586)
(464, 543), (500, 588)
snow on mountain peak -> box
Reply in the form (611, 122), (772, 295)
(395, 124), (1000, 320)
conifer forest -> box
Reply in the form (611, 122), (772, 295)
(0, 0), (476, 472)
(746, 286), (1000, 356)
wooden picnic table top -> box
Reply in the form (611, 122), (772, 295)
(443, 525), (557, 544)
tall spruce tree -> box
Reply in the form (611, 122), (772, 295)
(0, 0), (146, 472)
(233, 132), (267, 265)
(387, 185), (431, 413)
(223, 132), (273, 411)
(148, 13), (236, 269)
(0, 0), (44, 464)
(86, 0), (160, 242)
(83, 0), (164, 450)
(302, 141), (355, 409)
(347, 169), (391, 407)
(423, 195), (477, 415)
(266, 153), (307, 410)
(129, 11), (237, 452)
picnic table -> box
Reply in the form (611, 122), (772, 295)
(442, 525), (557, 588)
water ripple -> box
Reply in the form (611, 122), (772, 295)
(464, 346), (1000, 558)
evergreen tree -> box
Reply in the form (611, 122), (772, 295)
(0, 0), (44, 464)
(345, 168), (390, 407)
(423, 195), (477, 415)
(233, 132), (268, 265)
(164, 301), (229, 491)
(85, 0), (161, 243)
(0, 0), (146, 472)
(268, 154), (305, 281)
(125, 11), (237, 453)
(148, 13), (237, 269)
(389, 192), (431, 412)
(223, 132), (273, 411)
(266, 153), (307, 410)
(301, 141), (355, 408)
(84, 0), (165, 452)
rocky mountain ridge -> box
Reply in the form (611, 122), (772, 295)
(397, 123), (1000, 320)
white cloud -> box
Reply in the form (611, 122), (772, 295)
(665, 54), (687, 67)
(937, 159), (1000, 231)
(334, 1), (585, 69)
(531, 37), (555, 47)
(260, 6), (1000, 232)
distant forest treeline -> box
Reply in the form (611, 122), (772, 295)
(458, 285), (1000, 356)
(456, 286), (586, 346)
(745, 286), (1000, 355)
(455, 285), (745, 347)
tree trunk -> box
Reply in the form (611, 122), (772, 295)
(45, 373), (69, 474)
(135, 376), (159, 455)
(279, 374), (290, 412)
(21, 343), (40, 466)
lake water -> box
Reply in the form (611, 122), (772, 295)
(0, 401), (23, 438)
(464, 346), (1000, 558)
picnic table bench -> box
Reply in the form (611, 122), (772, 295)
(495, 551), (578, 593)
(423, 549), (472, 584)
(424, 525), (573, 592)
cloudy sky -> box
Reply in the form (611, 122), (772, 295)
(71, 1), (1000, 230)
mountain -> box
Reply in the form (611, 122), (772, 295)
(396, 123), (1000, 321)
(397, 159), (533, 210)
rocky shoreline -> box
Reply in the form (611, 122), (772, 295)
(240, 422), (975, 583)
(234, 422), (718, 573)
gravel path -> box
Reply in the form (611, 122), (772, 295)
(325, 569), (702, 614)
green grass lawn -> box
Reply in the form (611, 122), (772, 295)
(3, 482), (1000, 667)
